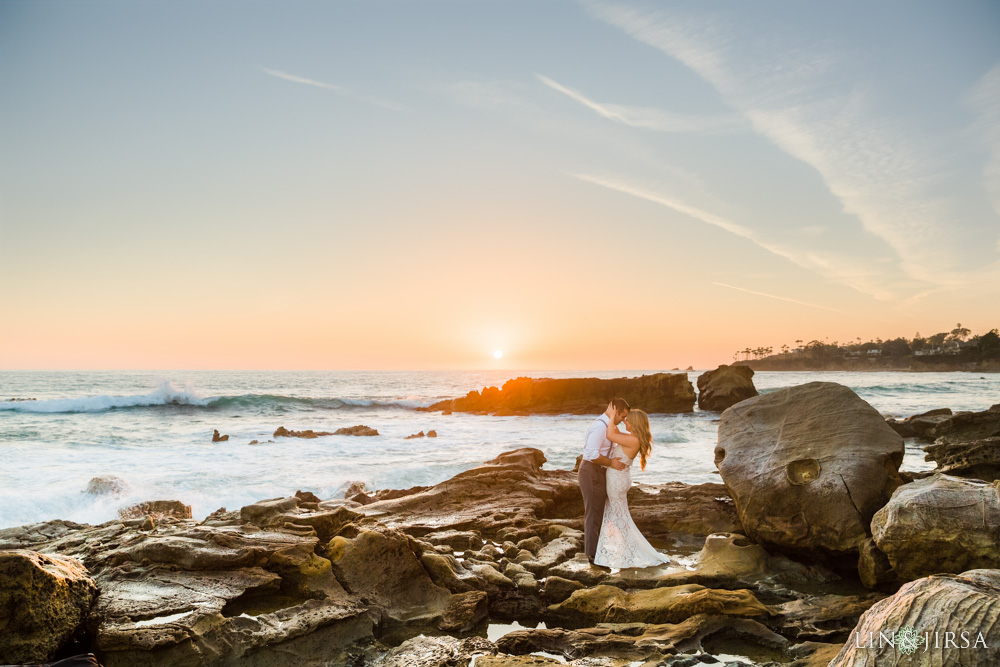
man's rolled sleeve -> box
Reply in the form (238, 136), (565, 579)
(583, 421), (606, 461)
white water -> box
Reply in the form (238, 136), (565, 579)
(1, 370), (996, 529)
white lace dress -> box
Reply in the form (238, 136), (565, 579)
(593, 443), (671, 569)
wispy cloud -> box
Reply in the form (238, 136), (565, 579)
(583, 1), (1000, 295)
(536, 73), (744, 134)
(262, 68), (402, 111)
(711, 282), (846, 313)
(574, 172), (905, 300)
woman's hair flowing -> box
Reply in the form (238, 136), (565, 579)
(626, 409), (652, 470)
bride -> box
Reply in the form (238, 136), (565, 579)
(593, 408), (670, 569)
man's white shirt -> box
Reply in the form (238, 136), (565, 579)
(583, 414), (613, 461)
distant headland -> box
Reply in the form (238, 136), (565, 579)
(733, 324), (1000, 372)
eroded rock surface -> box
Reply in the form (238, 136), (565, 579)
(716, 382), (904, 554)
(830, 569), (1000, 666)
(697, 364), (758, 411)
(924, 436), (1000, 482)
(871, 474), (1000, 580)
(0, 550), (97, 663)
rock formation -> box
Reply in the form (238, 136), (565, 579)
(696, 364), (759, 411)
(0, 550), (97, 663)
(420, 373), (696, 415)
(830, 570), (1000, 666)
(871, 474), (1000, 580)
(715, 382), (904, 554)
(212, 429), (229, 442)
(923, 436), (1000, 482)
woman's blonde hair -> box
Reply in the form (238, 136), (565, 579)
(626, 409), (652, 470)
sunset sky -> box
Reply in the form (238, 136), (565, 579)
(2, 1), (998, 370)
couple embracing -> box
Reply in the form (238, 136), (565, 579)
(579, 398), (669, 569)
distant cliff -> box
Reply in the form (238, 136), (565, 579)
(737, 357), (1000, 372)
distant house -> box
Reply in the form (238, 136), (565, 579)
(867, 349), (881, 356)
(844, 350), (862, 357)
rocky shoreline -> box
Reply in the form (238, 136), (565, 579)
(2, 382), (999, 666)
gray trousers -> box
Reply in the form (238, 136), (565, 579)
(578, 460), (607, 561)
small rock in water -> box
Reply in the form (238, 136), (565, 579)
(86, 475), (128, 496)
(343, 481), (366, 498)
(427, 430), (437, 437)
(273, 426), (333, 438)
(119, 500), (192, 521)
(405, 431), (426, 439)
(247, 439), (259, 445)
(334, 425), (379, 436)
(212, 429), (229, 442)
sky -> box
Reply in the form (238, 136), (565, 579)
(1, 0), (998, 370)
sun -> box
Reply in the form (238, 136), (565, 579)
(493, 350), (503, 359)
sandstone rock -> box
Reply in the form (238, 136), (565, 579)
(427, 430), (438, 437)
(829, 569), (1000, 666)
(871, 474), (1000, 580)
(119, 500), (191, 520)
(273, 426), (333, 438)
(547, 583), (769, 626)
(771, 592), (888, 642)
(405, 431), (425, 439)
(372, 635), (496, 667)
(697, 364), (759, 411)
(715, 382), (904, 554)
(343, 481), (367, 498)
(326, 524), (451, 622)
(0, 550), (97, 663)
(929, 403), (1000, 444)
(497, 614), (787, 662)
(212, 429), (229, 442)
(437, 590), (488, 632)
(885, 407), (953, 439)
(420, 373), (696, 415)
(857, 537), (896, 589)
(924, 436), (1000, 482)
(334, 425), (379, 436)
(85, 475), (129, 496)
(425, 529), (483, 552)
(541, 576), (584, 603)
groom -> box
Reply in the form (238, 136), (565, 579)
(579, 397), (629, 564)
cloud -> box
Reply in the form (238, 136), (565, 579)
(583, 1), (1000, 294)
(536, 73), (744, 134)
(574, 172), (906, 299)
(711, 282), (846, 313)
(262, 68), (402, 111)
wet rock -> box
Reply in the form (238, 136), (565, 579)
(547, 583), (769, 626)
(0, 550), (97, 663)
(427, 430), (438, 437)
(405, 431), (425, 439)
(372, 635), (496, 667)
(273, 426), (333, 438)
(85, 475), (129, 496)
(829, 569), (1000, 666)
(715, 382), (904, 554)
(770, 592), (888, 642)
(697, 364), (759, 411)
(541, 576), (585, 603)
(629, 483), (743, 539)
(420, 373), (696, 415)
(212, 429), (229, 442)
(326, 523), (451, 622)
(334, 425), (379, 436)
(871, 474), (1000, 580)
(343, 481), (367, 498)
(294, 489), (320, 508)
(497, 614), (787, 662)
(924, 436), (1000, 482)
(437, 590), (488, 632)
(118, 500), (192, 521)
(425, 529), (483, 552)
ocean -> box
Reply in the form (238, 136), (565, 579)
(1, 370), (997, 530)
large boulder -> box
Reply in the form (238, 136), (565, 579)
(924, 437), (1000, 482)
(829, 570), (1000, 666)
(715, 382), (904, 554)
(871, 474), (1000, 580)
(697, 365), (759, 411)
(0, 550), (97, 664)
(420, 373), (696, 415)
